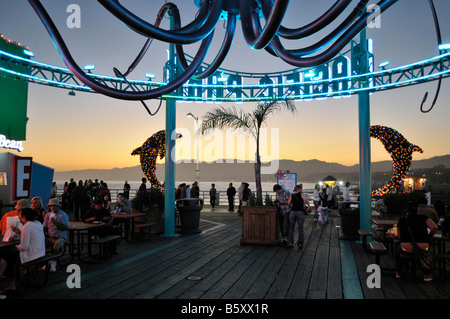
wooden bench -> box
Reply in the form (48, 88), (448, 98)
(134, 222), (156, 241)
(369, 241), (387, 265)
(16, 252), (63, 291)
(91, 235), (121, 260)
(358, 229), (372, 251)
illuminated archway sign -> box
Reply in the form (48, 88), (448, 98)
(176, 42), (371, 103)
(2, 47), (450, 103)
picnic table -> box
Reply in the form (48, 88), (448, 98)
(68, 221), (111, 262)
(372, 218), (398, 246)
(0, 240), (20, 249)
(111, 212), (147, 241)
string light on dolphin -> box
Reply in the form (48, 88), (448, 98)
(370, 125), (423, 196)
(132, 130), (183, 193)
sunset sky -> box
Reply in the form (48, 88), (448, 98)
(1, 0), (450, 175)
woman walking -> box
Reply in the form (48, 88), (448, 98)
(287, 184), (310, 249)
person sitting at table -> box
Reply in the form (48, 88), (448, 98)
(395, 201), (438, 281)
(14, 207), (46, 263)
(101, 193), (112, 211)
(0, 207), (46, 294)
(115, 193), (131, 214)
(84, 200), (112, 224)
(31, 196), (47, 224)
(84, 200), (120, 254)
(417, 195), (439, 224)
(43, 198), (70, 272)
(0, 199), (30, 236)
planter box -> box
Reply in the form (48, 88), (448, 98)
(240, 206), (279, 245)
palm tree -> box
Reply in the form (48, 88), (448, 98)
(201, 100), (296, 199)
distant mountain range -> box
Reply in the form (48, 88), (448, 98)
(53, 154), (450, 183)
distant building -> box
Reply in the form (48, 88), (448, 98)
(322, 175), (337, 187)
(402, 175), (426, 192)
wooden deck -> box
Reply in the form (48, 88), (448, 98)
(11, 206), (450, 303)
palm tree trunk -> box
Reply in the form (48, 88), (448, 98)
(255, 133), (262, 199)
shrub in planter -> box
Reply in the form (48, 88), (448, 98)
(131, 188), (164, 232)
(379, 191), (425, 219)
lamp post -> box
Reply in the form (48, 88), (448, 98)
(187, 112), (200, 182)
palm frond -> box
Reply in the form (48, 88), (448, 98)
(253, 100), (297, 127)
(201, 106), (257, 138)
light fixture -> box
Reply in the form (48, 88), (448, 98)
(217, 73), (227, 82)
(68, 90), (75, 96)
(23, 49), (34, 57)
(438, 43), (450, 51)
(145, 73), (156, 80)
(84, 64), (95, 73)
(378, 61), (390, 69)
(304, 70), (315, 78)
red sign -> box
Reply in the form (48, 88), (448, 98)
(13, 156), (32, 200)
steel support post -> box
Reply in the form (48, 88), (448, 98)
(163, 10), (177, 237)
(358, 27), (372, 235)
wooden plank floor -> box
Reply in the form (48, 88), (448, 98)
(11, 206), (450, 301)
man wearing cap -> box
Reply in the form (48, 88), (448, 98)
(43, 198), (69, 271)
(0, 199), (30, 236)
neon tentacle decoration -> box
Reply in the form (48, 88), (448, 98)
(420, 0), (443, 113)
(268, 0), (398, 67)
(27, 0), (403, 101)
(27, 0), (213, 101)
(191, 12), (237, 79)
(97, 0), (222, 44)
(239, 0), (290, 50)
(268, 0), (353, 40)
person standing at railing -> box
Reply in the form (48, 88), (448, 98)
(227, 183), (236, 212)
(138, 177), (147, 193)
(190, 181), (200, 199)
(209, 184), (217, 210)
(72, 180), (86, 222)
(123, 181), (131, 200)
(237, 182), (244, 215)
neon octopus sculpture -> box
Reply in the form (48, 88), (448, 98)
(27, 0), (401, 101)
(370, 125), (423, 196)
